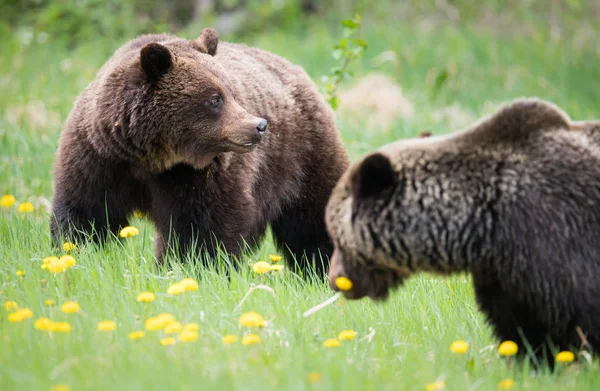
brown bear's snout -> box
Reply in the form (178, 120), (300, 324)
(256, 118), (268, 134)
(222, 113), (268, 152)
(239, 117), (267, 146)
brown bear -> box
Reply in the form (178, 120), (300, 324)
(50, 28), (350, 274)
(325, 98), (600, 366)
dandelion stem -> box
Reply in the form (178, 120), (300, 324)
(128, 238), (137, 287)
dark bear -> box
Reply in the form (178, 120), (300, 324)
(325, 98), (600, 366)
(51, 28), (350, 274)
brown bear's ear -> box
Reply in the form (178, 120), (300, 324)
(140, 43), (173, 83)
(194, 28), (219, 56)
(351, 153), (398, 199)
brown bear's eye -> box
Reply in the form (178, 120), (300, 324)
(207, 95), (222, 108)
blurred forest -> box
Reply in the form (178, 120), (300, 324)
(3, 0), (600, 47)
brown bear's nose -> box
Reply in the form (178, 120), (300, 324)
(256, 118), (268, 134)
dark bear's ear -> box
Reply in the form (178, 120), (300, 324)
(140, 43), (173, 83)
(351, 153), (397, 199)
(194, 28), (219, 56)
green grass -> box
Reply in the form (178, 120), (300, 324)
(3, 8), (600, 391)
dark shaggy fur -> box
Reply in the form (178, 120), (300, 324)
(51, 28), (350, 274)
(325, 98), (600, 366)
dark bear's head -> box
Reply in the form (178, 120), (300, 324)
(325, 151), (410, 301)
(325, 98), (576, 302)
(325, 137), (501, 301)
(97, 28), (268, 172)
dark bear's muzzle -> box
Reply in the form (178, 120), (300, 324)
(328, 248), (408, 301)
(327, 248), (368, 300)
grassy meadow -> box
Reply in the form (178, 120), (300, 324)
(2, 2), (600, 390)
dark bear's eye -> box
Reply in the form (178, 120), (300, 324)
(207, 95), (222, 108)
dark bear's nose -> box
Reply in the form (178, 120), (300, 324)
(256, 118), (268, 134)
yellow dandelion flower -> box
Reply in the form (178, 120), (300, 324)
(16, 270), (25, 277)
(44, 299), (55, 306)
(128, 331), (145, 340)
(4, 300), (18, 311)
(556, 351), (575, 363)
(145, 317), (164, 331)
(450, 339), (469, 354)
(160, 337), (176, 346)
(8, 312), (23, 322)
(269, 264), (284, 271)
(97, 320), (117, 332)
(222, 334), (238, 345)
(335, 276), (353, 291)
(167, 282), (185, 295)
(338, 330), (357, 340)
(322, 338), (341, 348)
(307, 372), (321, 383)
(49, 321), (72, 333)
(1, 194), (16, 208)
(252, 261), (271, 274)
(43, 256), (58, 265)
(269, 254), (282, 263)
(241, 333), (260, 345)
(132, 210), (145, 218)
(136, 292), (156, 303)
(63, 242), (77, 252)
(164, 321), (183, 334)
(180, 278), (199, 292)
(47, 258), (68, 273)
(238, 312), (265, 328)
(183, 323), (200, 332)
(157, 313), (175, 324)
(145, 312), (175, 331)
(34, 317), (53, 331)
(119, 226), (139, 238)
(17, 202), (34, 213)
(61, 301), (80, 314)
(498, 378), (515, 390)
(179, 330), (199, 342)
(425, 381), (445, 391)
(50, 384), (70, 391)
(498, 341), (518, 356)
(60, 255), (76, 268)
(8, 308), (33, 322)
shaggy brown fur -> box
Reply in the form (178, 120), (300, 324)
(325, 98), (600, 366)
(51, 28), (350, 274)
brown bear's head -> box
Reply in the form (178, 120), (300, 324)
(97, 28), (267, 172)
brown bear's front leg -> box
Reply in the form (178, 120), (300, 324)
(271, 199), (333, 276)
(149, 163), (261, 267)
(51, 143), (150, 249)
(271, 166), (345, 276)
